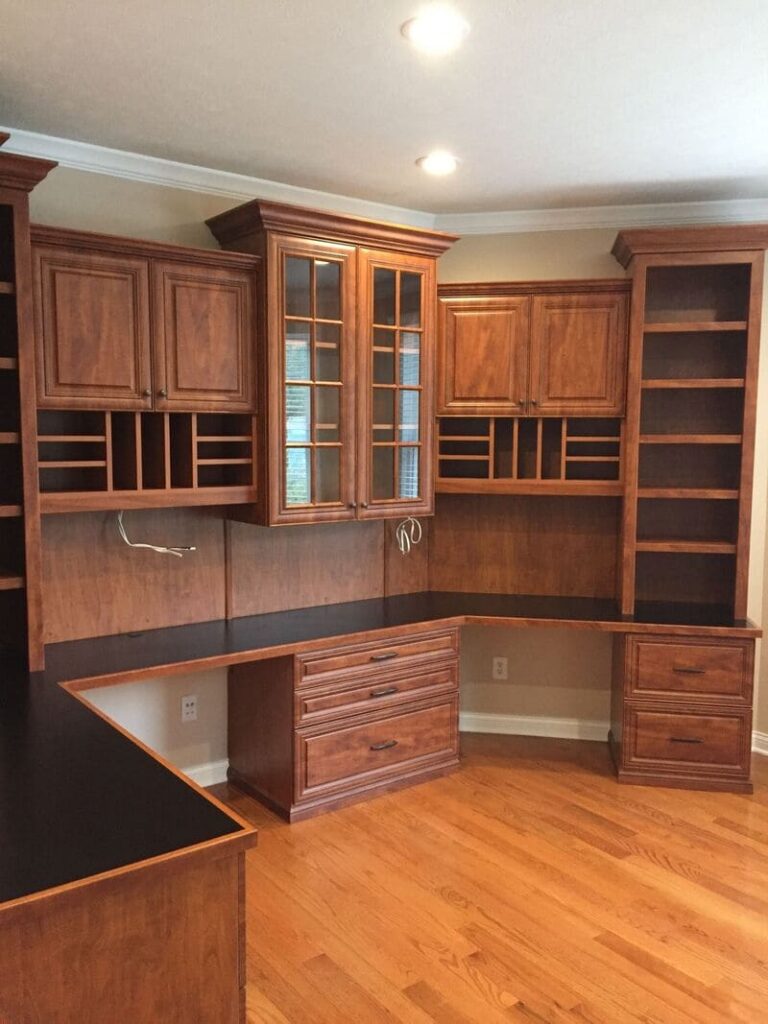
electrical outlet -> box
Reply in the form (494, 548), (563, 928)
(492, 656), (508, 681)
(181, 694), (198, 723)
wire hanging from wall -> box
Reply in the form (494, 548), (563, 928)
(116, 510), (196, 559)
(395, 516), (423, 556)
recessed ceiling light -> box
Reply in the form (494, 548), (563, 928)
(401, 4), (470, 56)
(417, 150), (459, 176)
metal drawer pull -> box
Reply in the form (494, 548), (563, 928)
(672, 665), (706, 674)
(669, 736), (704, 744)
(371, 686), (399, 698)
(370, 739), (398, 751)
(371, 652), (399, 662)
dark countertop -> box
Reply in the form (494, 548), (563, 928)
(1, 591), (759, 907)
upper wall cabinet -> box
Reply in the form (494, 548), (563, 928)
(207, 200), (455, 525)
(32, 227), (259, 412)
(438, 281), (630, 417)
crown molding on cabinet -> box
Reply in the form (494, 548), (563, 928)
(5, 126), (768, 237)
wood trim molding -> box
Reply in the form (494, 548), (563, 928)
(207, 199), (458, 257)
(438, 278), (630, 297)
(612, 224), (768, 266)
(30, 224), (261, 270)
(0, 151), (57, 192)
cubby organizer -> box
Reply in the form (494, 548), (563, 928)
(37, 410), (257, 512)
(436, 416), (623, 495)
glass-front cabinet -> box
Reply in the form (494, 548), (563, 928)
(271, 237), (356, 523)
(357, 249), (435, 518)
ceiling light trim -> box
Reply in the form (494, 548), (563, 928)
(4, 126), (768, 237)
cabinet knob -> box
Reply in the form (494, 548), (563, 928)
(142, 388), (151, 398)
(361, 501), (369, 508)
(158, 389), (168, 398)
(517, 398), (525, 407)
(530, 398), (538, 407)
(348, 501), (357, 509)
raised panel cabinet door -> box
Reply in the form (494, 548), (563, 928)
(529, 291), (628, 415)
(33, 245), (152, 409)
(268, 235), (357, 524)
(438, 296), (531, 415)
(357, 248), (436, 519)
(152, 261), (254, 412)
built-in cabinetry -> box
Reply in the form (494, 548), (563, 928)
(0, 140), (56, 670)
(29, 227), (260, 512)
(207, 201), (456, 524)
(438, 281), (629, 416)
(228, 626), (461, 820)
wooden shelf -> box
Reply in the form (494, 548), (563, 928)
(39, 460), (108, 470)
(640, 434), (742, 445)
(0, 432), (20, 445)
(196, 458), (253, 466)
(436, 479), (623, 497)
(643, 321), (748, 333)
(638, 488), (739, 500)
(197, 435), (252, 443)
(40, 486), (258, 515)
(566, 435), (621, 443)
(0, 571), (25, 591)
(0, 281), (15, 295)
(0, 357), (18, 371)
(641, 378), (745, 390)
(0, 505), (22, 518)
(439, 435), (491, 442)
(565, 456), (620, 463)
(636, 539), (737, 554)
(38, 434), (108, 444)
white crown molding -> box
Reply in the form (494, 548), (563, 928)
(434, 197), (768, 235)
(183, 757), (229, 788)
(459, 711), (609, 742)
(4, 126), (768, 237)
(0, 126), (436, 229)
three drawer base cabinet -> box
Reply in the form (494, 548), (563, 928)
(609, 633), (754, 793)
(228, 627), (461, 820)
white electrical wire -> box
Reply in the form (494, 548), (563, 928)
(116, 510), (196, 559)
(395, 516), (423, 555)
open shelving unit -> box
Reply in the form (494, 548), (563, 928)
(436, 416), (622, 495)
(37, 411), (257, 513)
(617, 251), (762, 619)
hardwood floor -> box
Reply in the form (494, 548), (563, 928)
(210, 735), (768, 1024)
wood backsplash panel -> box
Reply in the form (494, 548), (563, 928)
(42, 509), (226, 642)
(384, 519), (430, 596)
(429, 494), (620, 598)
(228, 519), (385, 618)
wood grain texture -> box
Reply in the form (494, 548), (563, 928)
(429, 494), (620, 598)
(0, 849), (244, 1024)
(42, 507), (226, 642)
(212, 735), (768, 1024)
(228, 518), (384, 618)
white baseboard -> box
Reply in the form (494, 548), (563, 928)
(184, 758), (229, 787)
(753, 731), (768, 757)
(459, 711), (609, 742)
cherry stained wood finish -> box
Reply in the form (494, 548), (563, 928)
(624, 706), (751, 780)
(296, 627), (459, 686)
(0, 848), (246, 1024)
(296, 662), (458, 726)
(626, 634), (753, 704)
(612, 222), (768, 266)
(212, 737), (768, 1024)
(31, 225), (259, 413)
(152, 259), (254, 412)
(529, 290), (628, 415)
(438, 295), (530, 414)
(357, 246), (436, 519)
(296, 696), (459, 802)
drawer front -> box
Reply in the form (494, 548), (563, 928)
(296, 629), (459, 687)
(627, 636), (753, 703)
(296, 664), (458, 726)
(626, 707), (750, 776)
(296, 698), (458, 800)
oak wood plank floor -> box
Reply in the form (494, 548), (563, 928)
(210, 735), (768, 1024)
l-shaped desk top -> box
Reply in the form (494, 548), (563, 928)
(1, 591), (760, 907)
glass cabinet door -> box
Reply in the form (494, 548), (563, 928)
(271, 237), (356, 523)
(358, 249), (435, 518)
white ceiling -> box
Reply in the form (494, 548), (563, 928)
(1, 0), (767, 215)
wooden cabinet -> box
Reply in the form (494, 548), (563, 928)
(228, 626), (461, 820)
(207, 200), (455, 524)
(438, 282), (629, 417)
(32, 227), (257, 413)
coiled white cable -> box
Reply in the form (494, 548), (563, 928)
(395, 516), (423, 555)
(116, 510), (196, 559)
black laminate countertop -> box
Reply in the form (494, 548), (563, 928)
(1, 591), (759, 907)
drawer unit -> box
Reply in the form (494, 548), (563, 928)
(295, 696), (459, 804)
(296, 628), (459, 687)
(625, 706), (750, 779)
(295, 663), (458, 726)
(625, 636), (753, 704)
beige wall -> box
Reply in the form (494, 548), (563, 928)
(29, 166), (768, 770)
